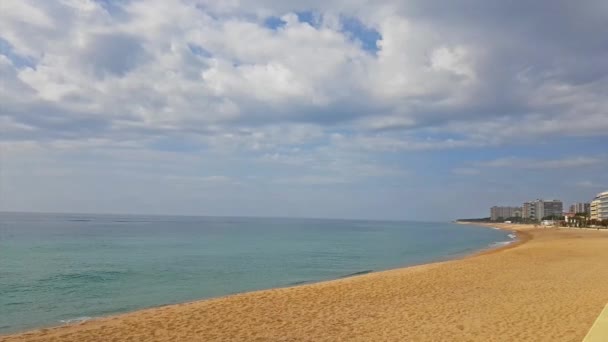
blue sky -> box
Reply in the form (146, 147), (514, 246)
(1, 0), (607, 220)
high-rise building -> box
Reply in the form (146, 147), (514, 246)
(522, 201), (537, 220)
(590, 191), (608, 220)
(569, 202), (590, 215)
(542, 199), (563, 218)
(522, 199), (563, 221)
(490, 206), (522, 221)
(591, 199), (600, 220)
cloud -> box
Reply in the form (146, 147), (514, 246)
(1, 0), (606, 153)
(80, 33), (148, 78)
(478, 156), (606, 169)
(1, 0), (607, 219)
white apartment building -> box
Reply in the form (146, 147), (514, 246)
(590, 191), (608, 220)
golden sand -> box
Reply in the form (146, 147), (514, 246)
(3, 224), (608, 342)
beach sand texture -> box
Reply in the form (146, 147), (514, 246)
(3, 224), (608, 342)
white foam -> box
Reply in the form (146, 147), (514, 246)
(489, 241), (512, 247)
(488, 232), (518, 248)
(60, 316), (92, 324)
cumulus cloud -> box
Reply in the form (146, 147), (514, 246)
(1, 0), (607, 218)
(1, 0), (606, 152)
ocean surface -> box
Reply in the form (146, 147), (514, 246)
(0, 212), (513, 334)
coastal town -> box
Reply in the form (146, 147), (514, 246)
(487, 190), (608, 228)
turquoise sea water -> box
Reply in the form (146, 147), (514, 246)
(0, 212), (513, 334)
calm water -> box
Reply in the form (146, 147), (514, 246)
(0, 212), (512, 334)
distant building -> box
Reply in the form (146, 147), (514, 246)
(522, 199), (563, 221)
(591, 199), (600, 220)
(513, 207), (522, 218)
(564, 212), (586, 227)
(542, 200), (563, 218)
(522, 201), (536, 220)
(569, 202), (590, 215)
(564, 212), (575, 222)
(490, 206), (522, 221)
(590, 191), (608, 220)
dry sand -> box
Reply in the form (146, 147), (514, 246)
(3, 224), (608, 342)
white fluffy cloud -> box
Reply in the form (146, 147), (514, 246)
(2, 0), (606, 153)
(1, 0), (607, 218)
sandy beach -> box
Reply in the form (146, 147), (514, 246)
(3, 224), (608, 342)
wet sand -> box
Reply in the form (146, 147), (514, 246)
(3, 224), (608, 341)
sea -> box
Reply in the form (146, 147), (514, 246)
(0, 212), (514, 334)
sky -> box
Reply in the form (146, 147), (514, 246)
(1, 0), (607, 221)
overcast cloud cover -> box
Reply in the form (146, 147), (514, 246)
(1, 0), (607, 220)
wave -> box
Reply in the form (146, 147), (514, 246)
(60, 316), (92, 324)
(339, 270), (373, 278)
(287, 280), (310, 286)
(4, 301), (31, 306)
(488, 241), (513, 247)
(37, 270), (131, 287)
(488, 232), (518, 248)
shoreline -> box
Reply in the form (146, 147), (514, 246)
(1, 222), (517, 336)
(0, 223), (608, 341)
(462, 222), (531, 257)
